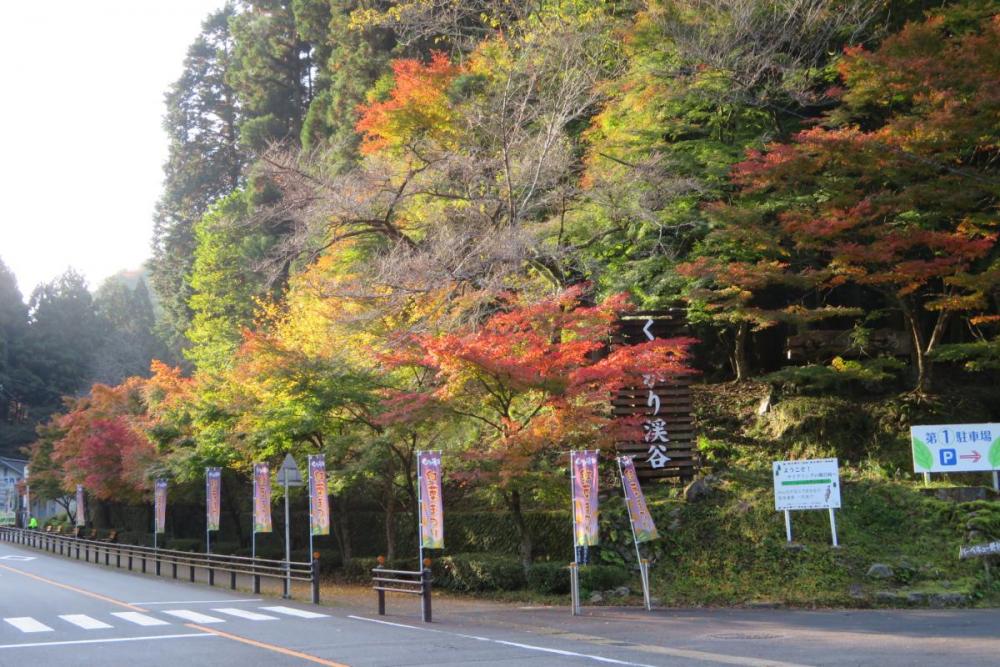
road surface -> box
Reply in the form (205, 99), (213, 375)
(1, 541), (997, 666)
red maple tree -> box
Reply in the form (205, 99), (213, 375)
(378, 285), (694, 566)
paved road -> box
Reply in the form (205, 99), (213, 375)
(1, 541), (997, 666)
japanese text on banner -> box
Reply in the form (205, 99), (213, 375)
(571, 450), (600, 547)
(418, 451), (445, 549)
(75, 484), (85, 527)
(206, 467), (222, 531)
(154, 479), (167, 534)
(253, 463), (272, 533)
(308, 455), (330, 536)
(619, 456), (658, 542)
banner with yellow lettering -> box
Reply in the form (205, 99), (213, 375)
(417, 451), (444, 549)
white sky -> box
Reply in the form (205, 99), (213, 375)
(0, 0), (225, 300)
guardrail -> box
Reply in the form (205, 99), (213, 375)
(372, 558), (433, 622)
(0, 527), (320, 604)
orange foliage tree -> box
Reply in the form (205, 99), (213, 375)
(379, 286), (694, 566)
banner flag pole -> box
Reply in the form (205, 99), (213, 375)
(618, 456), (651, 611)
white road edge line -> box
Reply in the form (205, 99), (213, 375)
(127, 599), (263, 605)
(345, 615), (813, 667)
(346, 615), (656, 667)
(0, 633), (214, 650)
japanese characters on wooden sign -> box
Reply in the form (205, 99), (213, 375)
(613, 310), (698, 482)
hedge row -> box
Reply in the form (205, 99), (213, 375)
(341, 553), (627, 595)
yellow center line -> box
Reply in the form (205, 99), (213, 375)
(184, 624), (351, 667)
(0, 562), (147, 611)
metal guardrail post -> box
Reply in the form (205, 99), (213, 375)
(377, 583), (386, 616)
(421, 567), (432, 623)
(172, 559), (178, 579)
(208, 554), (215, 587)
(141, 554), (146, 573)
(311, 552), (320, 604)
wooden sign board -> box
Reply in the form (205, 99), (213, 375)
(613, 309), (698, 483)
(959, 541), (1000, 560)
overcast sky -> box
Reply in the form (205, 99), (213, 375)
(0, 0), (224, 300)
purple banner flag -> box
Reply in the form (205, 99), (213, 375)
(308, 455), (330, 536)
(253, 463), (272, 533)
(154, 479), (167, 534)
(75, 484), (85, 527)
(418, 451), (444, 549)
(571, 450), (600, 547)
(206, 467), (222, 532)
(618, 456), (658, 543)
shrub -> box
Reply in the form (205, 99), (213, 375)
(578, 564), (628, 594)
(167, 538), (201, 552)
(527, 561), (570, 595)
(210, 541), (240, 555)
(435, 553), (526, 592)
(341, 556), (414, 582)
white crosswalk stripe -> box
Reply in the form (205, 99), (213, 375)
(2, 605), (323, 636)
(212, 608), (278, 621)
(59, 614), (113, 630)
(4, 617), (53, 633)
(111, 612), (170, 627)
(162, 610), (225, 624)
(260, 606), (328, 619)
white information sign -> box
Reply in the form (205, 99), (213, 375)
(773, 458), (841, 511)
(910, 424), (1000, 473)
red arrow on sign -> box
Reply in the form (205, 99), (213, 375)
(960, 451), (982, 463)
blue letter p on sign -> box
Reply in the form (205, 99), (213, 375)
(939, 448), (957, 466)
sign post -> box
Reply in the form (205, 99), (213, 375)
(773, 458), (841, 546)
(911, 424), (1000, 490)
(416, 451), (444, 570)
(570, 450), (599, 615)
(277, 453), (303, 599)
(617, 455), (659, 610)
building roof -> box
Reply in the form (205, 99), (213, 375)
(0, 457), (27, 477)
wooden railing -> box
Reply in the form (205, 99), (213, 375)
(372, 559), (432, 622)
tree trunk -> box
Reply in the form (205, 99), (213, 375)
(506, 489), (533, 571)
(901, 300), (949, 395)
(331, 494), (352, 562)
(384, 483), (396, 562)
(732, 321), (750, 382)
